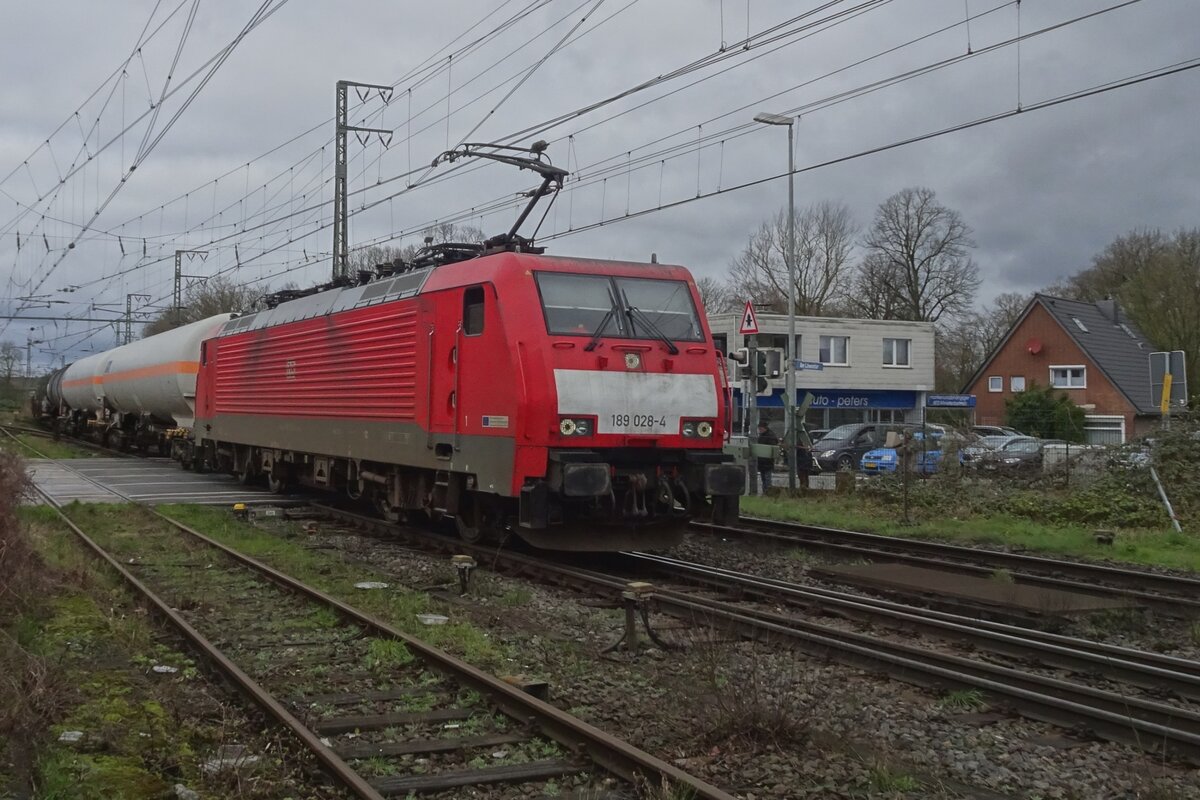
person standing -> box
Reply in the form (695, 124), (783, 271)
(757, 421), (779, 494)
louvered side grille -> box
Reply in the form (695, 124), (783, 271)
(213, 306), (419, 420)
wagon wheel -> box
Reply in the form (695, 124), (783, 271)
(455, 491), (499, 543)
(266, 468), (288, 495)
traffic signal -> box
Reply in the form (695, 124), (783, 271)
(730, 347), (751, 379)
(755, 349), (782, 379)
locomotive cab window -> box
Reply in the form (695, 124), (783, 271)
(534, 271), (702, 342)
(463, 286), (485, 336)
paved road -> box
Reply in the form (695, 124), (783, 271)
(29, 457), (306, 506)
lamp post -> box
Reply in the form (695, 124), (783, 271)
(753, 111), (798, 491)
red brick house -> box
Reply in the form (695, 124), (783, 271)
(963, 295), (1161, 444)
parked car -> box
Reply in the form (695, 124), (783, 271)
(974, 436), (1064, 474)
(860, 429), (945, 475)
(972, 425), (1023, 438)
(812, 423), (891, 471)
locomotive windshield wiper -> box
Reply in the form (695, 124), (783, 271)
(626, 305), (680, 355)
(584, 307), (617, 352)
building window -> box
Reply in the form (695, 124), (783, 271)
(713, 333), (728, 354)
(1050, 365), (1086, 388)
(819, 335), (849, 365)
(1010, 376), (1026, 392)
(988, 376), (1002, 392)
(882, 337), (910, 367)
(1083, 415), (1125, 445)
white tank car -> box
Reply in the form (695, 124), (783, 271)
(61, 314), (233, 429)
(61, 351), (111, 413)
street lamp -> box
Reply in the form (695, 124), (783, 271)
(753, 111), (799, 491)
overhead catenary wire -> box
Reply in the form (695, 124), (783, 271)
(16, 1), (1168, 359)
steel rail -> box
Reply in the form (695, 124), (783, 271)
(311, 504), (1200, 765)
(13, 433), (734, 800)
(29, 485), (387, 800)
(626, 551), (1200, 702)
(693, 518), (1200, 612)
(152, 509), (736, 799)
(2, 422), (134, 459)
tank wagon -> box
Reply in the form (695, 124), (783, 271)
(189, 252), (742, 549)
(45, 315), (233, 451)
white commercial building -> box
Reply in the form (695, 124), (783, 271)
(707, 311), (936, 434)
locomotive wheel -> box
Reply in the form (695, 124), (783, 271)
(374, 494), (401, 523)
(455, 492), (499, 543)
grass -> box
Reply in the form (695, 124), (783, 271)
(740, 494), (1200, 573)
(939, 689), (986, 711)
(868, 763), (921, 792)
(156, 503), (514, 671)
(2, 515), (217, 798)
(0, 431), (97, 460)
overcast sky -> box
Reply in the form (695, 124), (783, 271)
(1, 0), (1197, 368)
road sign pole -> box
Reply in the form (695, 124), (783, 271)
(1162, 373), (1173, 431)
(747, 334), (759, 495)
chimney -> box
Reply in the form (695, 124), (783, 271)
(1096, 296), (1118, 323)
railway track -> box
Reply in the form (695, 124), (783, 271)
(306, 504), (1200, 766)
(12, 431), (733, 800)
(1, 421), (132, 458)
(692, 517), (1200, 614)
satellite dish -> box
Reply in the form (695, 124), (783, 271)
(1026, 338), (1043, 355)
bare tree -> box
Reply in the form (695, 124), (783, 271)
(852, 187), (979, 322)
(396, 222), (486, 263)
(348, 244), (406, 274)
(933, 291), (1031, 391)
(695, 276), (737, 314)
(728, 201), (857, 316)
(0, 342), (19, 384)
(1051, 228), (1200, 396)
(141, 276), (259, 337)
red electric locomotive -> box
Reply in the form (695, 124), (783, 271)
(191, 249), (742, 550)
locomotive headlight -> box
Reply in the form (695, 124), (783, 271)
(559, 417), (592, 436)
(696, 421), (713, 438)
(682, 421), (696, 437)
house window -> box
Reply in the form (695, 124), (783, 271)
(882, 337), (910, 367)
(988, 376), (1002, 392)
(1010, 376), (1026, 392)
(1050, 365), (1086, 388)
(1083, 415), (1125, 445)
(819, 335), (849, 365)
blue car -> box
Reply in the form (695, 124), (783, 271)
(860, 430), (945, 475)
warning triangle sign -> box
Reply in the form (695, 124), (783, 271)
(738, 301), (759, 334)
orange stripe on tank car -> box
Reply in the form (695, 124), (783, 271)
(61, 361), (199, 389)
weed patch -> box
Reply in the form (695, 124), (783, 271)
(157, 504), (514, 670)
(692, 639), (810, 750)
(939, 689), (986, 711)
